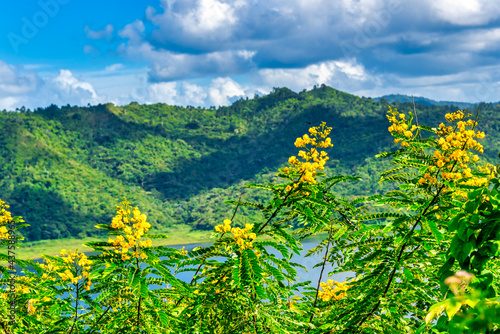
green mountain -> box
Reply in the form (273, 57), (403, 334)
(1, 85), (499, 243)
(373, 93), (499, 109)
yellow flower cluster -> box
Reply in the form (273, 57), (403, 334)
(318, 279), (350, 302)
(285, 122), (333, 185)
(26, 296), (51, 316)
(179, 246), (188, 256)
(478, 163), (497, 179)
(107, 199), (152, 261)
(386, 106), (417, 148)
(14, 275), (35, 294)
(418, 172), (438, 186)
(57, 249), (93, 290)
(214, 219), (256, 251)
(418, 110), (489, 196)
(39, 258), (60, 282)
(0, 200), (12, 240)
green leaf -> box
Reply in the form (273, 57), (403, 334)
(425, 301), (447, 324)
(129, 267), (141, 287)
(427, 219), (443, 242)
(94, 224), (115, 230)
(445, 299), (463, 320)
(403, 268), (414, 281)
(141, 278), (149, 298)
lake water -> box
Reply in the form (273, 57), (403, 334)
(9, 239), (350, 284)
(3, 239), (352, 323)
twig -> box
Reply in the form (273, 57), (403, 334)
(136, 257), (142, 329)
(411, 96), (423, 142)
(68, 267), (81, 334)
(306, 222), (334, 333)
(257, 170), (305, 234)
(175, 192), (243, 307)
(87, 305), (112, 334)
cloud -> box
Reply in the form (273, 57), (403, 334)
(146, 81), (179, 105)
(147, 0), (245, 44)
(83, 45), (99, 55)
(118, 20), (145, 44)
(145, 81), (209, 106)
(5, 0), (500, 111)
(454, 28), (500, 52)
(137, 0), (500, 74)
(103, 0), (500, 106)
(0, 61), (103, 110)
(258, 59), (373, 92)
(0, 61), (40, 96)
(427, 0), (500, 26)
(208, 77), (246, 106)
(178, 0), (240, 37)
(85, 24), (114, 40)
(141, 77), (245, 107)
(145, 49), (256, 82)
(118, 20), (257, 81)
(104, 63), (124, 73)
(51, 69), (101, 105)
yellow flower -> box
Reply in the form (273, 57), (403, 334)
(179, 247), (188, 256)
(27, 299), (36, 315)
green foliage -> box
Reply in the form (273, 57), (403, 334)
(2, 87), (500, 243)
(0, 91), (500, 333)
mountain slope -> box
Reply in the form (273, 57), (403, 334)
(374, 93), (499, 109)
(1, 85), (499, 242)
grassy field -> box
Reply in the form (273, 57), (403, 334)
(8, 225), (214, 262)
(3, 224), (328, 268)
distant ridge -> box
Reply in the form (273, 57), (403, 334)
(373, 94), (499, 110)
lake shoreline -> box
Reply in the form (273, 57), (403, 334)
(1, 224), (328, 267)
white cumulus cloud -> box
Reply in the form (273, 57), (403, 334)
(258, 60), (372, 92)
(85, 24), (114, 40)
(0, 61), (104, 110)
(427, 0), (500, 26)
(208, 77), (246, 106)
(50, 69), (101, 105)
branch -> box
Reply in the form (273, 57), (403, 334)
(87, 305), (112, 333)
(176, 192), (244, 307)
(306, 222), (334, 333)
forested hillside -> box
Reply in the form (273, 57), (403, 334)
(1, 85), (499, 242)
(374, 94), (487, 109)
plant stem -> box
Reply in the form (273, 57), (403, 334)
(87, 305), (112, 334)
(175, 192), (243, 307)
(306, 220), (334, 333)
(136, 257), (142, 329)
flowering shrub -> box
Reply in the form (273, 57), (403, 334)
(0, 110), (499, 333)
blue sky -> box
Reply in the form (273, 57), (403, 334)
(0, 0), (499, 110)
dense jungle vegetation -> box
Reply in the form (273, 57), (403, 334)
(1, 108), (500, 332)
(1, 85), (499, 243)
